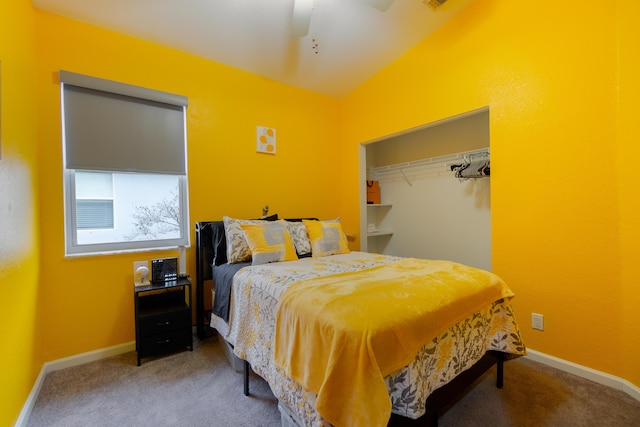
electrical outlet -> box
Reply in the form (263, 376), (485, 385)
(532, 313), (544, 331)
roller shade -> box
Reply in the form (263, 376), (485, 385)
(60, 70), (188, 175)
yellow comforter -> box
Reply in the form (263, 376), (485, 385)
(273, 258), (515, 427)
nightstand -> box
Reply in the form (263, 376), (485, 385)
(134, 277), (193, 365)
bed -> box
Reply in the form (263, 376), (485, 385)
(195, 216), (526, 427)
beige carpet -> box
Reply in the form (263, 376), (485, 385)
(27, 336), (640, 426)
(27, 337), (280, 427)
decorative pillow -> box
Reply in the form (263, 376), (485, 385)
(286, 220), (313, 258)
(302, 218), (350, 257)
(240, 220), (298, 265)
(223, 215), (277, 264)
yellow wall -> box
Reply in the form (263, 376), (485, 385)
(617, 0), (640, 385)
(3, 0), (640, 424)
(342, 0), (637, 385)
(0, 1), (41, 425)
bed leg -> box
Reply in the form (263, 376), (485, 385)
(431, 413), (438, 427)
(244, 360), (250, 396)
(496, 356), (504, 389)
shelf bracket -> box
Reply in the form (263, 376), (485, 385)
(400, 169), (413, 186)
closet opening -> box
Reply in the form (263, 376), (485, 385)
(359, 107), (491, 271)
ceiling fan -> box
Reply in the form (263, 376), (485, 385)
(291, 0), (396, 37)
(291, 0), (447, 38)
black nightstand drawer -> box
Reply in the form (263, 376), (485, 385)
(139, 330), (191, 358)
(139, 310), (189, 338)
(134, 278), (193, 365)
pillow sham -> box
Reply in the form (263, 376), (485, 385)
(240, 220), (298, 265)
(286, 220), (313, 258)
(223, 215), (277, 264)
(302, 218), (350, 257)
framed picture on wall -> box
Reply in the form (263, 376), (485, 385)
(257, 125), (276, 155)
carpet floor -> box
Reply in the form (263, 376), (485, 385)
(27, 336), (640, 426)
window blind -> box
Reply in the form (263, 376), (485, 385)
(60, 70), (188, 175)
(76, 200), (114, 229)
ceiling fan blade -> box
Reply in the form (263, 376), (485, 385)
(292, 0), (313, 37)
(361, 0), (395, 12)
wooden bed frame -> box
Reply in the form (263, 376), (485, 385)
(194, 220), (506, 427)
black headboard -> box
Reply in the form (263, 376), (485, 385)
(195, 221), (218, 282)
(194, 221), (221, 338)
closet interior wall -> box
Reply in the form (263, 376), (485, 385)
(361, 108), (492, 271)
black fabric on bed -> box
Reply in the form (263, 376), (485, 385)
(212, 262), (250, 321)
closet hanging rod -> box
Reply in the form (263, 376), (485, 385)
(368, 148), (489, 174)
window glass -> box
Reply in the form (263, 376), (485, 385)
(74, 172), (183, 245)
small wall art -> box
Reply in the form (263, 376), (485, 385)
(257, 126), (276, 155)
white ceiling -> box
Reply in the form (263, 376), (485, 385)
(32, 0), (474, 98)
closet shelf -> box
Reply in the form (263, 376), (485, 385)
(366, 204), (392, 242)
(367, 230), (393, 238)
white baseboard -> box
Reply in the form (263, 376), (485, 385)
(525, 348), (640, 402)
(14, 363), (48, 427)
(15, 341), (135, 427)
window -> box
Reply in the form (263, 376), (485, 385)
(60, 71), (189, 255)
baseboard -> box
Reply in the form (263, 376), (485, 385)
(15, 341), (135, 427)
(525, 348), (640, 402)
(14, 363), (48, 427)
